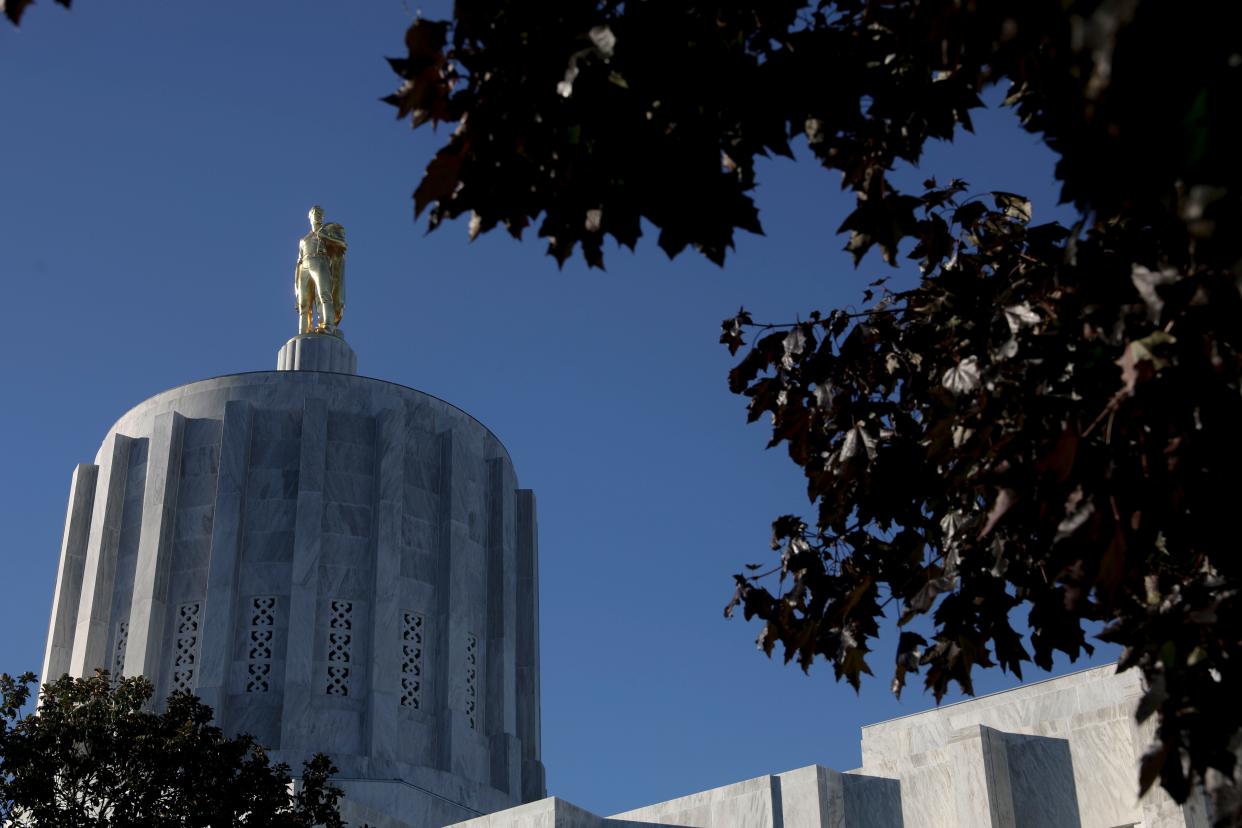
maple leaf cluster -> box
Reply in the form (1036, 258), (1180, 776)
(387, 1), (1242, 816)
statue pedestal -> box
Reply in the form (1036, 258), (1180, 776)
(276, 333), (357, 374)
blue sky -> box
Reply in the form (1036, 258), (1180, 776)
(0, 1), (1118, 816)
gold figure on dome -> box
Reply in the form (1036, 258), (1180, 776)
(295, 205), (347, 335)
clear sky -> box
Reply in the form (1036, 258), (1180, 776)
(0, 1), (1119, 817)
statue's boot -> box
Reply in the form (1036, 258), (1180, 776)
(319, 300), (336, 334)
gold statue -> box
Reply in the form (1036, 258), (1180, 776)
(295, 205), (348, 335)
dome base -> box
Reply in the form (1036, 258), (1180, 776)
(277, 333), (357, 374)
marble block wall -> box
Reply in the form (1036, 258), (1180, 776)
(451, 766), (901, 828)
(41, 366), (545, 825)
(452, 664), (1212, 828)
(858, 664), (1210, 828)
(607, 765), (901, 828)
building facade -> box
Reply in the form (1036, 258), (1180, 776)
(454, 664), (1210, 828)
(41, 333), (545, 826)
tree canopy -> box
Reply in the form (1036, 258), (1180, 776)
(0, 672), (352, 827)
(384, 0), (1242, 819)
(1, 0), (69, 28)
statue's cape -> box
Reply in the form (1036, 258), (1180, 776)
(319, 222), (346, 246)
(319, 223), (347, 318)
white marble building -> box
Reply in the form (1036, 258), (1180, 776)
(456, 664), (1210, 828)
(40, 332), (1210, 828)
(42, 333), (544, 826)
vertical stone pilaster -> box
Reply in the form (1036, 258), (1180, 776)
(841, 771), (903, 827)
(485, 459), (504, 790)
(41, 464), (99, 687)
(500, 485), (518, 738)
(515, 488), (543, 800)
(368, 407), (405, 761)
(433, 428), (455, 773)
(70, 434), (133, 677)
(442, 427), (490, 786)
(281, 397), (327, 752)
(485, 458), (516, 795)
(980, 726), (1016, 828)
(125, 412), (186, 682)
(948, 725), (1016, 828)
(197, 400), (254, 715)
(772, 765), (838, 828)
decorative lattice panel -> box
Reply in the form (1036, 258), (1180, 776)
(247, 596), (276, 693)
(171, 602), (201, 693)
(400, 611), (424, 710)
(112, 620), (128, 684)
(326, 599), (352, 697)
(465, 632), (478, 730)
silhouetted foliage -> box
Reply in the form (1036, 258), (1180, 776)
(0, 671), (352, 827)
(386, 1), (1242, 820)
(2, 0), (69, 28)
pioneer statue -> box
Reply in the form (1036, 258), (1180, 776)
(295, 205), (347, 335)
